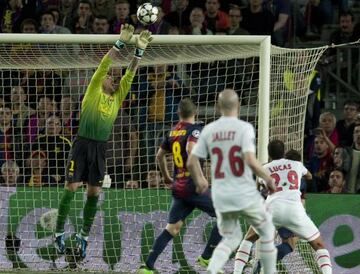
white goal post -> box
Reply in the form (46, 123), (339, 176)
(0, 34), (272, 162)
(0, 34), (327, 273)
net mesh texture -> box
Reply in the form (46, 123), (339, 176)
(0, 39), (327, 273)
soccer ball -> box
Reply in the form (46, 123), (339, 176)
(40, 209), (58, 231)
(137, 3), (158, 25)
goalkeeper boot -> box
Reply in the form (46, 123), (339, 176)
(54, 233), (65, 254)
(75, 233), (88, 259)
(136, 264), (157, 274)
(197, 256), (224, 274)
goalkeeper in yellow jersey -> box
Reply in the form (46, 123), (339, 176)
(54, 24), (153, 259)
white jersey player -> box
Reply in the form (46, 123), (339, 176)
(263, 157), (308, 204)
(187, 89), (277, 274)
(234, 140), (332, 274)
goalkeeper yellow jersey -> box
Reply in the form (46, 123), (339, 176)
(77, 54), (135, 142)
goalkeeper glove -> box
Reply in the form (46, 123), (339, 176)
(134, 30), (153, 58)
(114, 23), (134, 50)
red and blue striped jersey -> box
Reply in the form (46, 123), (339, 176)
(161, 121), (202, 197)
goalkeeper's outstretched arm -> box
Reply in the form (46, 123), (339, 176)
(109, 24), (153, 73)
(109, 24), (153, 105)
(86, 24), (151, 102)
(87, 24), (136, 93)
(127, 30), (153, 73)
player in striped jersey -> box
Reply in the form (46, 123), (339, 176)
(138, 98), (222, 274)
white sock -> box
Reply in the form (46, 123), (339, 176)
(316, 249), (332, 274)
(259, 239), (277, 274)
(207, 242), (232, 274)
(234, 240), (253, 274)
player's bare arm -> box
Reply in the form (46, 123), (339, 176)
(156, 147), (173, 185)
(187, 154), (209, 194)
(186, 140), (196, 155)
(244, 151), (276, 193)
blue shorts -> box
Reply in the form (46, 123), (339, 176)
(278, 227), (295, 239)
(168, 190), (216, 224)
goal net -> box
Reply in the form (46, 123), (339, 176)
(0, 34), (326, 273)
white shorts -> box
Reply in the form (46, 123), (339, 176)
(216, 199), (272, 238)
(266, 199), (320, 242)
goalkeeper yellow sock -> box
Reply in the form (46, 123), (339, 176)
(55, 189), (75, 234)
(81, 195), (99, 237)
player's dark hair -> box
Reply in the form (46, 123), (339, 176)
(178, 98), (196, 119)
(268, 139), (285, 160)
(285, 149), (302, 161)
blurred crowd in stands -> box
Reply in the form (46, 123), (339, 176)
(1, 0), (360, 46)
(0, 0), (360, 193)
(304, 102), (360, 194)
